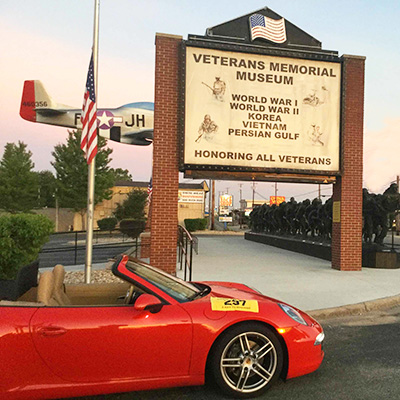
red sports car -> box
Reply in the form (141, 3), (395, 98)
(0, 255), (324, 399)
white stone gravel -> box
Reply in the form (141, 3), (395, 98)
(64, 269), (125, 285)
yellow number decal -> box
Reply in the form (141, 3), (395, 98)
(211, 297), (259, 313)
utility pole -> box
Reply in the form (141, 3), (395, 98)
(208, 179), (212, 229)
(274, 182), (278, 200)
(211, 180), (215, 230)
(55, 197), (59, 233)
(397, 176), (399, 236)
(252, 181), (257, 208)
(318, 184), (321, 200)
(238, 183), (243, 229)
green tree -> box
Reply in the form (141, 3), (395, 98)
(0, 141), (39, 213)
(114, 189), (148, 221)
(37, 170), (56, 208)
(111, 168), (132, 183)
(0, 214), (53, 279)
(51, 130), (115, 228)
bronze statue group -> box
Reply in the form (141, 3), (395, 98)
(249, 184), (400, 246)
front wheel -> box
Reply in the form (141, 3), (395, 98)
(210, 323), (283, 398)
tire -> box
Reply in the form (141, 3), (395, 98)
(210, 323), (283, 398)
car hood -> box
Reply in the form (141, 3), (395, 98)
(196, 280), (316, 326)
(198, 281), (278, 304)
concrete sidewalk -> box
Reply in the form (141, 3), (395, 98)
(62, 235), (400, 315)
(177, 236), (400, 313)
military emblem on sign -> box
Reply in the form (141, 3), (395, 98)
(97, 110), (122, 129)
(303, 86), (328, 107)
(201, 77), (226, 102)
(196, 115), (218, 143)
(308, 124), (324, 146)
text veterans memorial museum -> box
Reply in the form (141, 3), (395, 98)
(184, 46), (341, 173)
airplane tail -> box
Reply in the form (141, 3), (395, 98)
(20, 80), (57, 122)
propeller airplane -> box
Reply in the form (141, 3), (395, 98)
(20, 80), (154, 146)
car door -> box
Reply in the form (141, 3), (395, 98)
(1, 306), (45, 394)
(30, 302), (192, 383)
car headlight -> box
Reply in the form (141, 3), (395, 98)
(278, 303), (308, 326)
(314, 332), (325, 346)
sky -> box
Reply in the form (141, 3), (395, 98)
(0, 0), (399, 207)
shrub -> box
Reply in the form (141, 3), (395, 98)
(0, 214), (54, 280)
(97, 217), (117, 231)
(119, 219), (146, 239)
(114, 189), (148, 221)
(184, 218), (208, 232)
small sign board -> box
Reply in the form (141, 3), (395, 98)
(219, 216), (233, 222)
(220, 194), (233, 207)
(178, 190), (204, 203)
(270, 196), (286, 205)
(219, 206), (230, 215)
(333, 201), (340, 223)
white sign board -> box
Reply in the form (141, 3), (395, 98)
(219, 206), (230, 215)
(178, 190), (204, 203)
(219, 216), (233, 222)
(184, 46), (341, 173)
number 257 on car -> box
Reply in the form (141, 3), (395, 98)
(211, 297), (259, 313)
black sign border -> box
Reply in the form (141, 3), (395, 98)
(178, 38), (343, 179)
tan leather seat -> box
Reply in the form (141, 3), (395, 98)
(52, 264), (72, 306)
(37, 271), (59, 306)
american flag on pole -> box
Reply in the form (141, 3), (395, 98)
(249, 14), (287, 44)
(80, 53), (98, 164)
(147, 177), (153, 204)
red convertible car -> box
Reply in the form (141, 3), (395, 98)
(0, 255), (324, 399)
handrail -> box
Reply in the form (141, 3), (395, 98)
(177, 225), (196, 281)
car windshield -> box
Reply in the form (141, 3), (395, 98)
(125, 259), (200, 302)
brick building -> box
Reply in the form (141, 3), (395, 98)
(71, 180), (209, 230)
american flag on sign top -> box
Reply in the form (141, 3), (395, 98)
(249, 14), (287, 44)
(147, 177), (153, 203)
(80, 53), (98, 164)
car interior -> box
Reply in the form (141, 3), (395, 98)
(0, 264), (145, 307)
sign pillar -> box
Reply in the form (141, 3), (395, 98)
(150, 33), (182, 274)
(332, 55), (365, 271)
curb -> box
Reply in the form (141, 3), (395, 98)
(193, 230), (246, 236)
(307, 294), (400, 319)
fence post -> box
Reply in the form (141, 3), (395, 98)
(74, 231), (78, 265)
(189, 241), (193, 281)
(184, 236), (188, 281)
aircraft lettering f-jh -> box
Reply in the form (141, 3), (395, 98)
(20, 80), (154, 146)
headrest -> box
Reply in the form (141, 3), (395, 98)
(53, 264), (65, 289)
(37, 271), (55, 305)
(52, 264), (72, 306)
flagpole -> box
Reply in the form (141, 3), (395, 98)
(85, 0), (100, 284)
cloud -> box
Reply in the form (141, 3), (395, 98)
(0, 20), (154, 177)
(363, 119), (400, 193)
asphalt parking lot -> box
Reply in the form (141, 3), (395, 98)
(68, 304), (400, 400)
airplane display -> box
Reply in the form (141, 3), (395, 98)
(20, 80), (154, 146)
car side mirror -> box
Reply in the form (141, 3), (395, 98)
(134, 294), (163, 313)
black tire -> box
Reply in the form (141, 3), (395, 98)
(210, 323), (283, 398)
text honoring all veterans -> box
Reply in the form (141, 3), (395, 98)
(184, 47), (341, 172)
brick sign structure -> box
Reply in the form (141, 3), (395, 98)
(150, 8), (365, 273)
